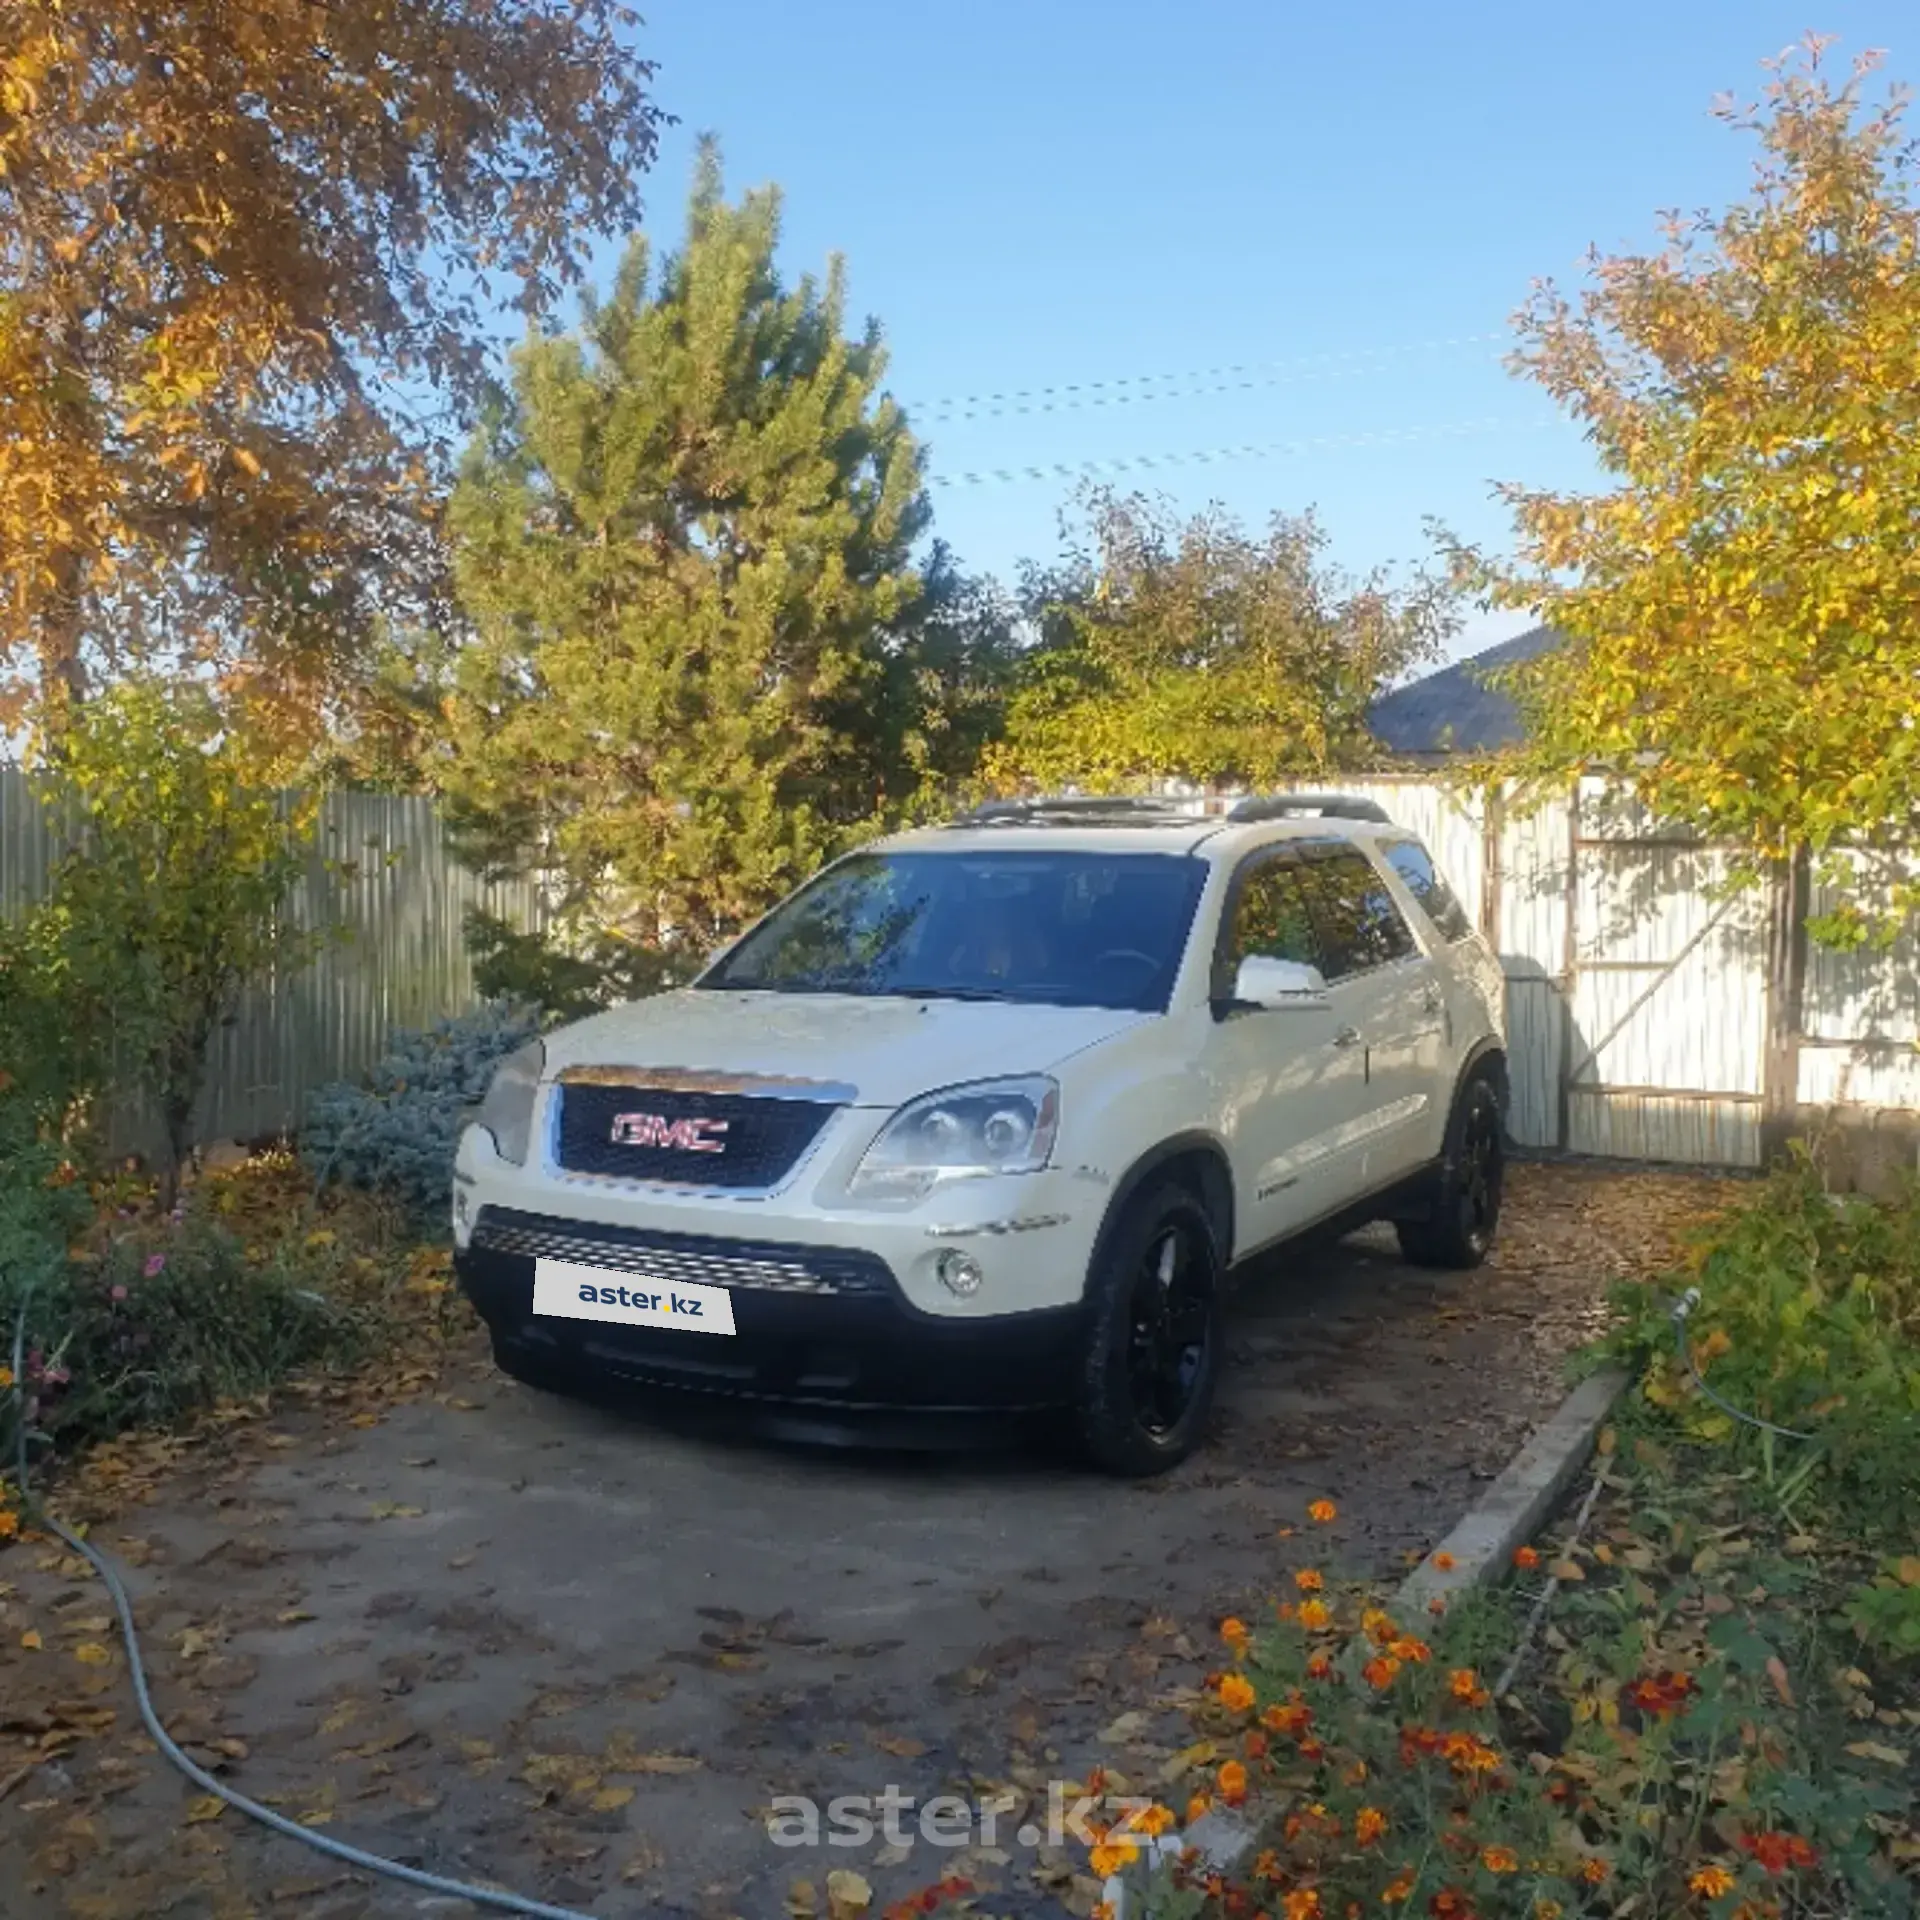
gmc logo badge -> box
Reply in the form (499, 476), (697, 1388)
(609, 1111), (730, 1154)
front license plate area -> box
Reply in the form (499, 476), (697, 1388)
(532, 1258), (737, 1337)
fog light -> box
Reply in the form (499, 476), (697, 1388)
(935, 1249), (983, 1297)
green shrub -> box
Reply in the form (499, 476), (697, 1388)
(1604, 1150), (1920, 1543)
(301, 1000), (545, 1224)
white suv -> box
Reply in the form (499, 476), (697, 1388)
(453, 795), (1508, 1473)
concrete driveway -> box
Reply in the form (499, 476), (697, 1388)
(0, 1163), (1732, 1920)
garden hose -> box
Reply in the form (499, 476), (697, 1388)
(6, 1291), (603, 1920)
(1670, 1287), (1815, 1443)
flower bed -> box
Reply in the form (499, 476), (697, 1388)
(1084, 1160), (1919, 1920)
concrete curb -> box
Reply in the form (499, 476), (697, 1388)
(1397, 1366), (1630, 1614)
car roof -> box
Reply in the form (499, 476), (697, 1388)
(878, 813), (1401, 861)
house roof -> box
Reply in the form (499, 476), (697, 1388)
(1366, 624), (1564, 758)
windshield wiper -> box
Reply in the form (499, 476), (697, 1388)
(885, 984), (1022, 1002)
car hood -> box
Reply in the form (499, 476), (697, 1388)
(539, 990), (1152, 1108)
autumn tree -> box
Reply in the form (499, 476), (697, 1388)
(984, 491), (1455, 794)
(1477, 39), (1920, 929)
(442, 148), (1007, 1001)
(0, 0), (661, 752)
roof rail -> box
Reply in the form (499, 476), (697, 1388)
(953, 795), (1187, 826)
(1224, 792), (1393, 825)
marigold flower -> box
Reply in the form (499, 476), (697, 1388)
(1216, 1759), (1249, 1807)
(1295, 1567), (1325, 1592)
(1626, 1670), (1698, 1719)
(1689, 1864), (1737, 1898)
(1220, 1615), (1251, 1651)
(1736, 1830), (1817, 1874)
(1362, 1655), (1401, 1690)
(1308, 1499), (1338, 1523)
(1579, 1858), (1610, 1886)
(1089, 1840), (1138, 1878)
(1361, 1607), (1397, 1643)
(1381, 1873), (1415, 1906)
(1262, 1700), (1314, 1737)
(1306, 1652), (1334, 1679)
(1187, 1793), (1212, 1824)
(1218, 1673), (1257, 1714)
(1512, 1546), (1540, 1571)
(1091, 1905), (1115, 1920)
(1355, 1806), (1388, 1846)
(0, 1509), (19, 1541)
(1427, 1892), (1471, 1917)
(1244, 1731), (1269, 1760)
(1298, 1599), (1332, 1631)
(1388, 1636), (1431, 1664)
(1137, 1803), (1177, 1837)
(1254, 1849), (1281, 1881)
(1448, 1668), (1480, 1701)
(1284, 1893), (1322, 1919)
(1432, 1552), (1456, 1571)
(1482, 1846), (1518, 1873)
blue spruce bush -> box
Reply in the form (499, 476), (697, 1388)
(302, 1000), (544, 1223)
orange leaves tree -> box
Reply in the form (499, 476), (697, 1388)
(1479, 40), (1920, 930)
(0, 0), (661, 750)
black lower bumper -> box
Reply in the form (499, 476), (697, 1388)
(455, 1209), (1085, 1417)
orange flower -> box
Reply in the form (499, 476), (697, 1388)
(1262, 1700), (1314, 1737)
(1218, 1673), (1257, 1714)
(1689, 1865), (1737, 1898)
(1284, 1893), (1322, 1920)
(1361, 1655), (1401, 1690)
(1482, 1846), (1518, 1873)
(1298, 1599), (1332, 1631)
(1089, 1840), (1139, 1877)
(1432, 1552), (1456, 1571)
(1220, 1616), (1251, 1652)
(1187, 1792), (1212, 1824)
(1448, 1668), (1480, 1701)
(1381, 1873), (1415, 1906)
(1137, 1804), (1177, 1837)
(1627, 1670), (1698, 1721)
(1306, 1651), (1334, 1679)
(0, 1509), (19, 1542)
(1737, 1830), (1818, 1875)
(1308, 1499), (1338, 1523)
(1295, 1567), (1325, 1592)
(1355, 1807), (1388, 1846)
(1217, 1760), (1249, 1807)
(1512, 1546), (1540, 1571)
(1579, 1859), (1610, 1886)
(1361, 1608), (1397, 1644)
(1388, 1636), (1431, 1665)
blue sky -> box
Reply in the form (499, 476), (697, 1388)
(600, 3), (1916, 660)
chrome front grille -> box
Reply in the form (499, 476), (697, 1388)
(471, 1213), (887, 1297)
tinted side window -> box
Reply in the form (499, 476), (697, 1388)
(1298, 850), (1417, 978)
(1223, 859), (1321, 977)
(1383, 840), (1475, 942)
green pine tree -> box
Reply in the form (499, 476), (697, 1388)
(443, 144), (983, 997)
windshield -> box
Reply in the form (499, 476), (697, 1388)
(698, 850), (1205, 1012)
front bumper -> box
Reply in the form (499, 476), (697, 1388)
(457, 1206), (1087, 1414)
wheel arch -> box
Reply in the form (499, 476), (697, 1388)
(1085, 1132), (1237, 1289)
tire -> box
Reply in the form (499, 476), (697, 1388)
(1397, 1070), (1506, 1269)
(1075, 1181), (1224, 1476)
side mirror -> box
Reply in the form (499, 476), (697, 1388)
(1232, 955), (1329, 1009)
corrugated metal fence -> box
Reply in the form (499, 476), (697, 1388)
(6, 767), (1916, 1166)
(1179, 775), (1919, 1170)
(0, 770), (542, 1148)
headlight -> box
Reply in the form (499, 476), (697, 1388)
(848, 1076), (1059, 1204)
(475, 1040), (544, 1167)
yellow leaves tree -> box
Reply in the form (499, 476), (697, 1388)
(984, 491), (1455, 795)
(1477, 38), (1920, 930)
(0, 0), (661, 757)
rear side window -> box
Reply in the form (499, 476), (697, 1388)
(1383, 839), (1475, 942)
(1297, 849), (1417, 978)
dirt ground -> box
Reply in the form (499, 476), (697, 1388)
(0, 1161), (1741, 1920)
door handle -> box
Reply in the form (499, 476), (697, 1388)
(1333, 1025), (1362, 1048)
